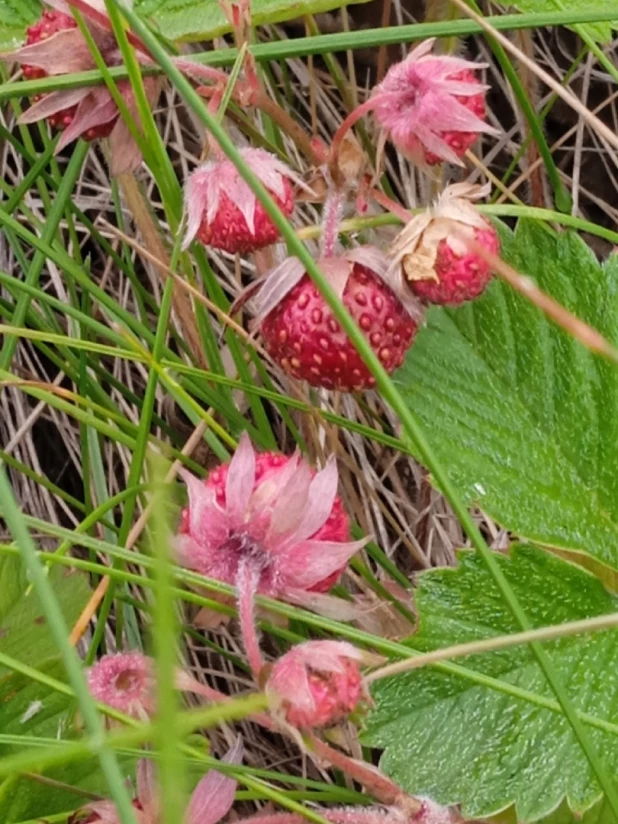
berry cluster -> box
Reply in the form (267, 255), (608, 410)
(178, 39), (501, 392)
(7, 7), (502, 391)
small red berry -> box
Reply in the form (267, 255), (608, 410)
(409, 224), (500, 305)
(390, 182), (500, 306)
(266, 641), (365, 729)
(23, 10), (76, 80)
(183, 149), (299, 255)
(21, 9), (117, 141)
(261, 262), (417, 391)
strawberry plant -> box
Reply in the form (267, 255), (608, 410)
(2, 1), (618, 824)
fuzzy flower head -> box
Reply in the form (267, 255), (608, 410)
(182, 148), (301, 255)
(388, 182), (500, 306)
(266, 640), (365, 729)
(69, 739), (242, 824)
(176, 433), (366, 603)
(2, 0), (159, 175)
(371, 39), (498, 165)
(87, 652), (156, 720)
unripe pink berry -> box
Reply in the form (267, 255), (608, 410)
(266, 640), (365, 729)
(176, 433), (366, 600)
(372, 39), (498, 166)
(87, 652), (156, 720)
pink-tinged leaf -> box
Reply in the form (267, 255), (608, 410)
(418, 94), (496, 134)
(108, 118), (143, 176)
(179, 469), (229, 547)
(185, 738), (243, 824)
(7, 29), (94, 74)
(253, 257), (306, 324)
(407, 123), (462, 166)
(17, 88), (90, 124)
(249, 450), (300, 521)
(55, 88), (118, 153)
(280, 457), (339, 547)
(267, 651), (315, 710)
(294, 641), (362, 674)
(136, 758), (160, 820)
(280, 537), (368, 590)
(108, 76), (159, 175)
(344, 246), (390, 280)
(267, 461), (313, 539)
(182, 166), (217, 249)
(79, 800), (122, 823)
(320, 257), (353, 300)
(225, 432), (257, 526)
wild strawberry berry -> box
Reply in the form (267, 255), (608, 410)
(4, 5), (160, 173)
(266, 641), (364, 729)
(182, 149), (299, 255)
(371, 39), (498, 166)
(410, 224), (499, 305)
(21, 9), (117, 141)
(260, 259), (417, 391)
(390, 182), (500, 306)
(177, 433), (363, 598)
(23, 10), (77, 80)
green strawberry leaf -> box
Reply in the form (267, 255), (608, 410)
(394, 218), (618, 574)
(0, 557), (102, 823)
(0, 554), (92, 672)
(0, 0), (40, 51)
(0, 664), (135, 823)
(363, 544), (618, 822)
(1, 0), (371, 49)
(495, 0), (617, 42)
(133, 0), (372, 42)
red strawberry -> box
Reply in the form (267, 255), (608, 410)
(182, 149), (299, 255)
(22, 9), (117, 141)
(260, 257), (417, 392)
(410, 224), (500, 305)
(390, 182), (500, 306)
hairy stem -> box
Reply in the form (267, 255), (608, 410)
(306, 735), (421, 814)
(236, 561), (265, 680)
(321, 188), (345, 257)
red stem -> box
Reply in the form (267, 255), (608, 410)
(307, 735), (421, 815)
(330, 97), (379, 164)
(370, 188), (411, 224)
